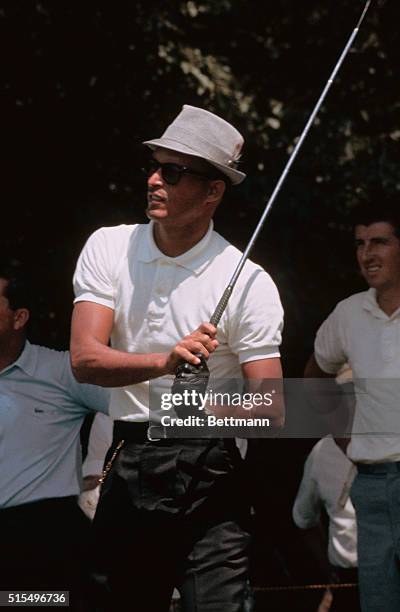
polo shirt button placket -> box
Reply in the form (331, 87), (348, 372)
(148, 262), (173, 331)
(381, 323), (395, 362)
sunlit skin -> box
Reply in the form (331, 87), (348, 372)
(71, 144), (283, 411)
(355, 222), (400, 316)
(305, 220), (400, 378)
(146, 148), (226, 257)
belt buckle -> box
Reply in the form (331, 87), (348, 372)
(147, 425), (166, 442)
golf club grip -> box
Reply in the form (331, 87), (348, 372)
(210, 286), (233, 327)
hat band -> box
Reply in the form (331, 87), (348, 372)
(162, 126), (237, 167)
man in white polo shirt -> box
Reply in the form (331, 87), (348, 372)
(71, 105), (284, 611)
(305, 201), (400, 611)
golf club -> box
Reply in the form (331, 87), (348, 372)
(172, 0), (372, 397)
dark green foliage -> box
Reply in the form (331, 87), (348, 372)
(2, 0), (399, 372)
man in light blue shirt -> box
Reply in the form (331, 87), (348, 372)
(0, 267), (109, 607)
(0, 339), (109, 508)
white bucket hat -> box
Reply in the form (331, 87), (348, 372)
(143, 105), (246, 185)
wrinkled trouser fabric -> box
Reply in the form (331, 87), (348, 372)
(93, 430), (251, 612)
(351, 467), (400, 612)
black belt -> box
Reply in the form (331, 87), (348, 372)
(113, 421), (152, 443)
(357, 461), (400, 474)
(113, 421), (209, 444)
(112, 421), (236, 450)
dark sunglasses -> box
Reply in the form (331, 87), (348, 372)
(142, 159), (214, 186)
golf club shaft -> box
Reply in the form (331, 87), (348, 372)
(210, 0), (371, 327)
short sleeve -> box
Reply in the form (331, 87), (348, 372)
(228, 267), (284, 363)
(292, 450), (322, 529)
(73, 227), (117, 309)
(314, 304), (347, 375)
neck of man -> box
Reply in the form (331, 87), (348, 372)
(376, 286), (400, 317)
(153, 219), (211, 257)
(0, 335), (26, 372)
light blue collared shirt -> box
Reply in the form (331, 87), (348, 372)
(0, 342), (109, 508)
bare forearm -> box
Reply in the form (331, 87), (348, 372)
(71, 302), (218, 386)
(241, 358), (285, 428)
(237, 396), (284, 429)
(71, 341), (170, 386)
(304, 354), (335, 378)
(304, 353), (345, 415)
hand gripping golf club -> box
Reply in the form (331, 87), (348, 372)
(172, 1), (372, 406)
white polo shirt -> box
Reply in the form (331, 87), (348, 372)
(293, 436), (357, 568)
(314, 289), (400, 462)
(73, 221), (283, 421)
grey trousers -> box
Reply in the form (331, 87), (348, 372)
(351, 465), (400, 612)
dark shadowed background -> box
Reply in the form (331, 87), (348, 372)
(2, 0), (399, 603)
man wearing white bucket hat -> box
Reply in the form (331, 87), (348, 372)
(71, 105), (284, 611)
(143, 104), (246, 186)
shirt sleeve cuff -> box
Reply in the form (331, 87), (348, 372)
(239, 347), (281, 364)
(314, 352), (340, 375)
(292, 508), (319, 529)
(82, 459), (104, 477)
(74, 294), (115, 310)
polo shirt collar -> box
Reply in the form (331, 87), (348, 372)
(138, 220), (215, 275)
(0, 340), (38, 377)
(362, 288), (400, 320)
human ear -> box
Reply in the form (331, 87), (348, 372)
(207, 180), (226, 204)
(13, 308), (30, 331)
